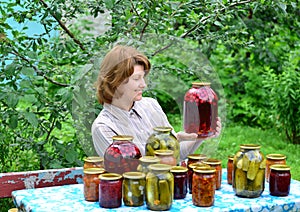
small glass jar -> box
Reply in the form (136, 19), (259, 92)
(188, 162), (210, 194)
(269, 164), (291, 196)
(227, 156), (234, 185)
(83, 156), (104, 169)
(203, 158), (222, 190)
(265, 153), (286, 182)
(192, 167), (216, 207)
(187, 154), (207, 167)
(83, 168), (105, 201)
(99, 173), (123, 208)
(122, 172), (146, 207)
(146, 164), (174, 211)
(170, 166), (188, 199)
(137, 156), (161, 174)
(154, 149), (177, 166)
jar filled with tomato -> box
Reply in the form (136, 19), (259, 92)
(83, 168), (105, 201)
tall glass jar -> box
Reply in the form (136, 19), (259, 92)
(137, 156), (161, 174)
(170, 166), (188, 199)
(145, 164), (174, 211)
(154, 150), (177, 166)
(192, 167), (216, 207)
(183, 82), (218, 138)
(104, 135), (142, 174)
(99, 173), (123, 208)
(146, 126), (180, 164)
(188, 162), (210, 194)
(83, 156), (104, 169)
(227, 156), (234, 185)
(203, 158), (222, 190)
(233, 144), (266, 198)
(83, 168), (105, 201)
(122, 172), (146, 207)
(269, 164), (291, 196)
(265, 153), (286, 182)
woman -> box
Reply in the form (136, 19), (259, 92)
(92, 45), (221, 161)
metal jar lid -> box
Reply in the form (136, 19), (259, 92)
(123, 171), (145, 179)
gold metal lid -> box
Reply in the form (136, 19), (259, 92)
(83, 168), (106, 174)
(153, 126), (172, 132)
(170, 166), (188, 173)
(139, 156), (161, 163)
(112, 135), (134, 141)
(192, 82), (211, 87)
(202, 158), (222, 165)
(240, 144), (261, 150)
(123, 171), (145, 179)
(84, 156), (104, 163)
(270, 164), (290, 171)
(154, 149), (174, 156)
(188, 162), (210, 169)
(193, 167), (216, 174)
(266, 153), (286, 160)
(148, 163), (172, 171)
(187, 154), (207, 160)
(99, 173), (122, 180)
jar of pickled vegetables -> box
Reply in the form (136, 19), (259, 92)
(183, 82), (218, 138)
(192, 167), (216, 207)
(83, 156), (104, 169)
(265, 153), (286, 182)
(104, 135), (142, 174)
(187, 154), (207, 167)
(83, 168), (106, 201)
(137, 156), (161, 174)
(227, 156), (234, 185)
(233, 144), (266, 198)
(203, 158), (222, 190)
(154, 149), (177, 166)
(145, 164), (174, 211)
(188, 162), (210, 194)
(269, 164), (291, 196)
(170, 166), (188, 199)
(146, 126), (180, 164)
(99, 173), (123, 208)
(122, 172), (146, 206)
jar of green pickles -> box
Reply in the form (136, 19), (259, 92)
(233, 144), (266, 198)
(122, 172), (146, 206)
(145, 164), (174, 211)
(137, 156), (161, 174)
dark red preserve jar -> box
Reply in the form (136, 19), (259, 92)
(183, 82), (218, 138)
(170, 166), (188, 199)
(104, 135), (141, 174)
(269, 164), (291, 196)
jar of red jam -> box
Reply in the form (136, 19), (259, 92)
(227, 156), (234, 185)
(192, 167), (216, 207)
(83, 156), (104, 169)
(269, 164), (291, 196)
(183, 82), (218, 138)
(122, 172), (146, 206)
(99, 173), (123, 208)
(188, 162), (210, 193)
(83, 168), (105, 201)
(170, 166), (188, 199)
(137, 156), (161, 174)
(265, 153), (286, 182)
(203, 158), (222, 190)
(187, 154), (207, 167)
(154, 149), (177, 166)
(104, 135), (142, 174)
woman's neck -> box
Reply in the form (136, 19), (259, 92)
(111, 98), (134, 111)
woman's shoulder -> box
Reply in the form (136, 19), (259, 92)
(139, 97), (159, 105)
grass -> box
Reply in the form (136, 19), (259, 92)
(194, 125), (300, 180)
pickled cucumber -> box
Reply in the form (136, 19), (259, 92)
(159, 180), (171, 205)
(242, 153), (250, 171)
(146, 176), (159, 205)
(234, 168), (247, 193)
(253, 169), (265, 191)
(247, 161), (260, 180)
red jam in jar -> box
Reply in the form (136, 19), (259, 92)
(269, 164), (291, 196)
(170, 166), (188, 199)
(99, 173), (123, 208)
(183, 82), (218, 138)
(83, 168), (105, 201)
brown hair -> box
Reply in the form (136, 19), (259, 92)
(95, 45), (151, 104)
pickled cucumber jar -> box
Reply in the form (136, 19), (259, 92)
(104, 135), (142, 174)
(170, 166), (188, 199)
(233, 144), (266, 198)
(154, 149), (177, 166)
(203, 158), (222, 190)
(145, 164), (174, 211)
(83, 156), (104, 169)
(146, 126), (180, 164)
(265, 153), (286, 182)
(183, 82), (218, 138)
(83, 168), (106, 201)
(137, 156), (161, 174)
(122, 172), (146, 206)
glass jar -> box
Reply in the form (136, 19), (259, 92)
(265, 153), (286, 182)
(227, 156), (234, 185)
(233, 144), (266, 198)
(122, 171), (146, 207)
(146, 126), (180, 164)
(154, 149), (177, 166)
(137, 156), (161, 174)
(104, 135), (142, 174)
(145, 164), (174, 211)
(83, 168), (105, 201)
(192, 167), (216, 207)
(99, 173), (123, 208)
(203, 158), (222, 190)
(187, 154), (207, 167)
(170, 166), (188, 199)
(83, 156), (104, 169)
(183, 82), (218, 138)
(269, 164), (291, 196)
(188, 162), (210, 194)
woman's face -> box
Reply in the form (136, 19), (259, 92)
(115, 64), (147, 102)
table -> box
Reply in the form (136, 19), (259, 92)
(12, 169), (300, 212)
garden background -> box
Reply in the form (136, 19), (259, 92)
(1, 0), (299, 210)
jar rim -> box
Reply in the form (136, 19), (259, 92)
(266, 153), (286, 160)
(99, 173), (122, 180)
(84, 156), (104, 163)
(112, 135), (134, 141)
(188, 162), (210, 169)
(202, 158), (222, 165)
(270, 164), (290, 171)
(83, 167), (106, 174)
(187, 154), (207, 160)
(123, 171), (145, 179)
(170, 166), (188, 173)
(154, 149), (174, 156)
(240, 144), (261, 150)
(148, 163), (172, 171)
(193, 167), (216, 174)
(192, 82), (211, 87)
(139, 156), (161, 163)
(153, 126), (172, 132)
